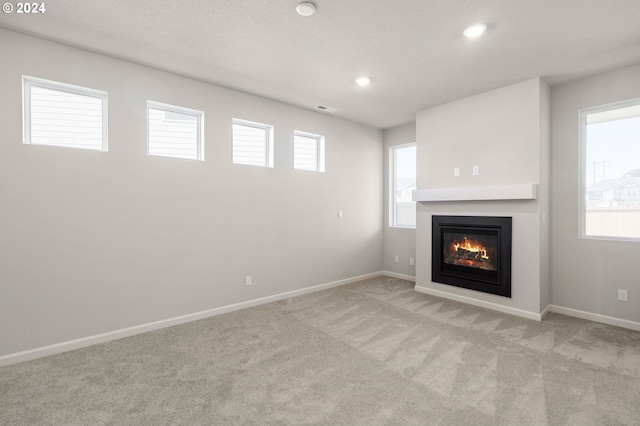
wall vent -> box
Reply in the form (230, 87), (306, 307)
(315, 105), (337, 113)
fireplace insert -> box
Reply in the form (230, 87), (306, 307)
(432, 215), (512, 297)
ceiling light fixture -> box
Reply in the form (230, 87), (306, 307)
(296, 2), (316, 17)
(356, 76), (371, 87)
(463, 23), (487, 39)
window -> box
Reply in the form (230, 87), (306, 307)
(293, 131), (325, 172)
(390, 143), (416, 228)
(581, 99), (640, 240)
(23, 76), (107, 151)
(232, 119), (273, 167)
(147, 101), (203, 160)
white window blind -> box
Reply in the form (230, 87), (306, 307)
(23, 76), (107, 151)
(148, 101), (203, 161)
(293, 131), (324, 172)
(232, 119), (273, 167)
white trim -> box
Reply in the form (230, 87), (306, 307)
(412, 184), (537, 202)
(0, 271), (383, 367)
(413, 284), (543, 321)
(579, 97), (640, 242)
(390, 143), (417, 228)
(293, 130), (325, 172)
(548, 304), (640, 332)
(540, 304), (552, 319)
(22, 75), (108, 152)
(383, 271), (416, 282)
(147, 100), (204, 161)
(410, 288), (640, 331)
(578, 107), (588, 239)
(231, 118), (274, 168)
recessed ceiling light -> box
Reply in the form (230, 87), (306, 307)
(296, 2), (316, 17)
(463, 23), (487, 39)
(356, 76), (371, 87)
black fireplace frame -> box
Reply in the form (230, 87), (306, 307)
(432, 215), (512, 298)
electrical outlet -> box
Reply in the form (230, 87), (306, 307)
(338, 210), (343, 219)
(394, 255), (399, 263)
(472, 166), (479, 176)
(454, 168), (460, 177)
(618, 289), (628, 302)
(245, 275), (252, 286)
(409, 257), (415, 266)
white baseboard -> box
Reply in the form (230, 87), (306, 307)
(0, 271), (383, 368)
(383, 271), (416, 282)
(547, 304), (640, 332)
(411, 286), (640, 331)
(7, 273), (636, 368)
(413, 285), (543, 321)
(540, 304), (552, 319)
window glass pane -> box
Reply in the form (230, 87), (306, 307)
(293, 134), (319, 171)
(392, 144), (416, 228)
(584, 102), (640, 239)
(232, 121), (270, 167)
(148, 104), (202, 160)
(293, 131), (324, 172)
(164, 111), (197, 123)
(26, 80), (106, 151)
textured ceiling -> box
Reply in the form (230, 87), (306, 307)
(1, 0), (640, 129)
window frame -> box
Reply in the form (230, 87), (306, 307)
(231, 118), (274, 168)
(389, 142), (417, 229)
(22, 75), (108, 151)
(579, 97), (640, 242)
(147, 100), (204, 161)
(293, 130), (325, 172)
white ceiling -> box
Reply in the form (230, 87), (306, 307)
(2, 0), (640, 129)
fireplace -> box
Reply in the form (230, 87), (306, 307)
(432, 216), (512, 297)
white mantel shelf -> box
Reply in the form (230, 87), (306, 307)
(412, 184), (537, 202)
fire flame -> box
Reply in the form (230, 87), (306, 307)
(452, 237), (489, 260)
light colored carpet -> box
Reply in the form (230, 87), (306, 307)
(1, 276), (640, 425)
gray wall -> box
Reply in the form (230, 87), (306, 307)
(550, 63), (640, 323)
(383, 123), (416, 277)
(415, 78), (550, 316)
(0, 29), (383, 357)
